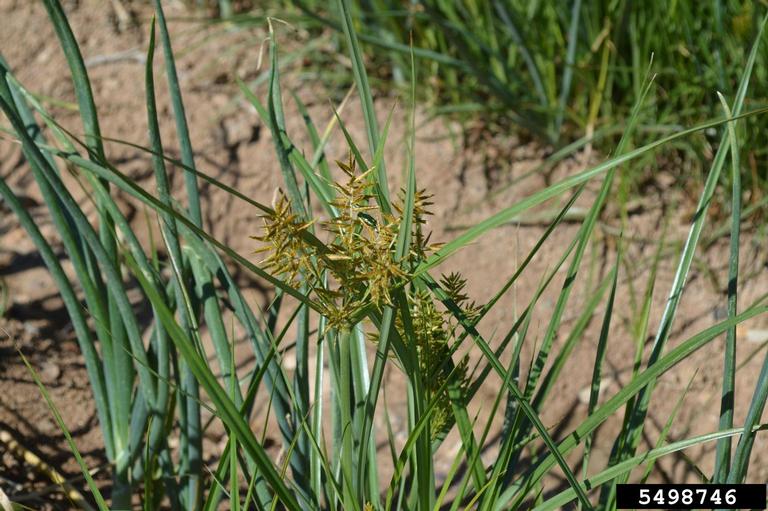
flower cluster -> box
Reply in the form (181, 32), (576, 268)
(404, 273), (478, 438)
(255, 153), (436, 325)
(255, 153), (476, 438)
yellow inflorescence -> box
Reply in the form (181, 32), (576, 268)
(256, 153), (476, 439)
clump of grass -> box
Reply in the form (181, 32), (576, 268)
(284, 0), (768, 191)
(1, 1), (768, 510)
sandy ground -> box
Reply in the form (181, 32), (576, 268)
(1, 0), (768, 508)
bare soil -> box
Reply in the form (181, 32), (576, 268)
(1, 0), (767, 508)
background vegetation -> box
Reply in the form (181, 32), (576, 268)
(246, 0), (768, 193)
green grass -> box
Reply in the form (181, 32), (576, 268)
(266, 0), (768, 192)
(1, 1), (768, 510)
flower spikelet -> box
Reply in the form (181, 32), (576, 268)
(252, 191), (316, 288)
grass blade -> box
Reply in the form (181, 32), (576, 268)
(18, 350), (108, 511)
(335, 0), (391, 211)
(145, 21), (202, 506)
(712, 91), (742, 482)
(582, 262), (620, 476)
(151, 0), (203, 227)
(553, 0), (582, 141)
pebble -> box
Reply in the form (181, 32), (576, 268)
(40, 361), (61, 382)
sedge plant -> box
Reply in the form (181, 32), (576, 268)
(1, 0), (768, 510)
